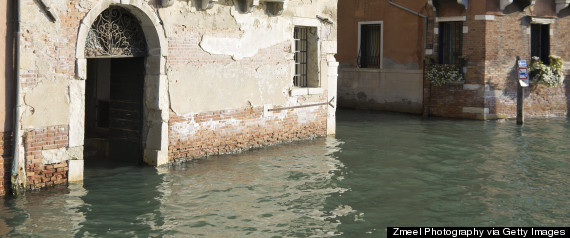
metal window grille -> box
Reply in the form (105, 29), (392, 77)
(294, 27), (308, 87)
(358, 24), (381, 68)
(85, 7), (148, 58)
(439, 22), (463, 65)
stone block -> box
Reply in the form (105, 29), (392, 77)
(68, 160), (84, 182)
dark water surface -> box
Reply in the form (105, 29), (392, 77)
(1, 109), (569, 237)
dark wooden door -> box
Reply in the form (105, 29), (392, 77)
(109, 57), (145, 163)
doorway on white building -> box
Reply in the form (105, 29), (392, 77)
(83, 6), (148, 165)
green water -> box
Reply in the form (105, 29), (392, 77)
(1, 109), (569, 237)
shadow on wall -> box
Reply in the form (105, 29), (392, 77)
(503, 0), (533, 14)
(1, 0), (15, 195)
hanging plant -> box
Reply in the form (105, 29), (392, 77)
(529, 55), (565, 87)
(426, 64), (463, 86)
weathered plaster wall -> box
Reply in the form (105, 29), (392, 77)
(161, 0), (337, 115)
(337, 0), (426, 114)
(338, 69), (423, 113)
(161, 0), (338, 161)
(168, 60), (291, 114)
(18, 0), (75, 128)
(8, 0), (338, 193)
(11, 0), (88, 192)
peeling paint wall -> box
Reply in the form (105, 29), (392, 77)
(22, 77), (70, 128)
(161, 0), (337, 115)
(162, 0), (338, 161)
(9, 0), (338, 193)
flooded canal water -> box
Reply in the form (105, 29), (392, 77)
(1, 109), (569, 237)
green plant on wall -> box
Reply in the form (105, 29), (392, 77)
(529, 55), (565, 87)
(426, 64), (463, 86)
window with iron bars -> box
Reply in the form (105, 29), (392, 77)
(294, 27), (308, 87)
(358, 23), (382, 68)
(294, 26), (319, 88)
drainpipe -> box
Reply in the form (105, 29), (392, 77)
(11, 0), (25, 195)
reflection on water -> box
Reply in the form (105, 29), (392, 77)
(328, 110), (570, 237)
(1, 137), (345, 237)
(1, 109), (569, 237)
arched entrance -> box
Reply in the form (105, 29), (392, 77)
(74, 1), (169, 167)
(84, 7), (147, 164)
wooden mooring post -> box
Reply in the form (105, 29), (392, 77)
(517, 79), (524, 125)
(516, 56), (528, 125)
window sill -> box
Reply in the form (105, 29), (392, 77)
(290, 87), (324, 96)
(447, 80), (465, 85)
(354, 67), (382, 72)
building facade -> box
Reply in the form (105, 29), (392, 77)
(338, 0), (570, 119)
(0, 0), (338, 195)
(337, 0), (427, 114)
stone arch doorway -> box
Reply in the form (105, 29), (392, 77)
(75, 1), (169, 167)
(85, 6), (147, 164)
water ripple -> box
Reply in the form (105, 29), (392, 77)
(1, 110), (568, 237)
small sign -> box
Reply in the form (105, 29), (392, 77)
(518, 67), (529, 87)
(518, 60), (527, 68)
(518, 68), (528, 80)
(519, 78), (530, 87)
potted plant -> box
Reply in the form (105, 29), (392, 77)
(529, 55), (565, 87)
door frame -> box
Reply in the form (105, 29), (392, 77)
(75, 1), (169, 166)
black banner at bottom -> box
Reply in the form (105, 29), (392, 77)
(388, 227), (568, 238)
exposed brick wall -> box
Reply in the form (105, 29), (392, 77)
(426, 16), (487, 119)
(427, 83), (484, 119)
(19, 1), (86, 91)
(166, 22), (329, 161)
(9, 0), (335, 196)
(24, 126), (69, 190)
(0, 132), (13, 196)
(169, 104), (328, 161)
(425, 10), (570, 119)
(484, 12), (570, 118)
